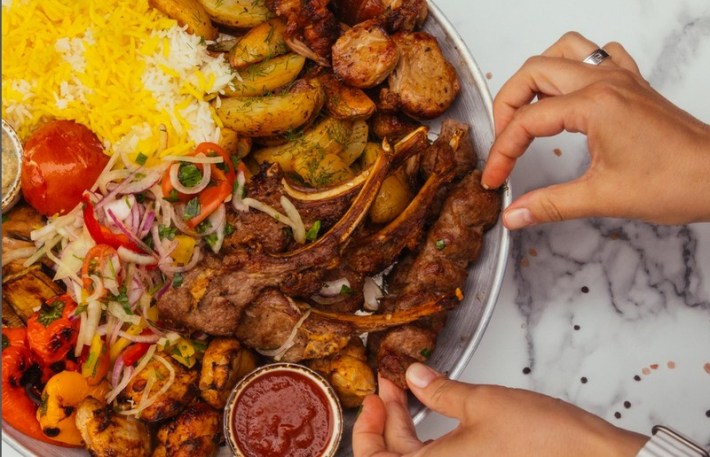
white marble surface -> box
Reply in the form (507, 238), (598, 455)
(3, 0), (709, 455)
(416, 0), (710, 449)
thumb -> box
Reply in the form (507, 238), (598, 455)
(405, 363), (475, 421)
(503, 178), (601, 229)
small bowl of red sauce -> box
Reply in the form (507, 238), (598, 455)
(224, 363), (344, 457)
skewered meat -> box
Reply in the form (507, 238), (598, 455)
(332, 19), (400, 88)
(306, 337), (376, 407)
(371, 170), (501, 387)
(388, 31), (460, 119)
(152, 402), (222, 457)
(75, 397), (152, 457)
(199, 338), (257, 409)
(120, 355), (198, 422)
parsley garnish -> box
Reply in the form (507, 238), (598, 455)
(183, 198), (201, 220)
(340, 284), (353, 296)
(108, 285), (131, 314)
(159, 225), (177, 240)
(2, 334), (8, 350)
(420, 348), (432, 358)
(224, 224), (235, 236)
(178, 163), (203, 188)
(135, 152), (148, 166)
(38, 299), (65, 327)
(305, 220), (321, 242)
(172, 273), (184, 288)
(435, 239), (446, 250)
(164, 189), (180, 203)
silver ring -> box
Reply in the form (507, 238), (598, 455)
(582, 48), (610, 65)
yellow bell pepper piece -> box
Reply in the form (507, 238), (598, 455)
(171, 235), (196, 265)
(109, 323), (145, 362)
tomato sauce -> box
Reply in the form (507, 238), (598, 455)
(232, 370), (333, 457)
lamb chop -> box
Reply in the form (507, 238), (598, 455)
(156, 132), (423, 336)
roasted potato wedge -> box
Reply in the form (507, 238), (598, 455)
(225, 53), (306, 97)
(369, 168), (412, 224)
(216, 79), (325, 137)
(148, 0), (218, 40)
(228, 18), (287, 69)
(253, 116), (353, 173)
(198, 0), (272, 28)
(321, 73), (376, 121)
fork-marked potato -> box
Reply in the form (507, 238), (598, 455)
(198, 0), (273, 28)
(216, 79), (325, 137)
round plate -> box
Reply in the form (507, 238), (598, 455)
(1, 1), (510, 455)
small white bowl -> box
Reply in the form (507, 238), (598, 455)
(224, 363), (343, 457)
(2, 119), (23, 213)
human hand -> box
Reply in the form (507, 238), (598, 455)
(482, 32), (710, 229)
(353, 363), (648, 457)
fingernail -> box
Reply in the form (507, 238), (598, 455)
(406, 363), (441, 389)
(504, 208), (536, 229)
(481, 181), (490, 190)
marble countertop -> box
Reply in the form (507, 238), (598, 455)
(3, 0), (708, 455)
(417, 0), (710, 449)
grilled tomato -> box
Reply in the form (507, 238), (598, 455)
(21, 120), (108, 216)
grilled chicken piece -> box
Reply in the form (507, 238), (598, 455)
(334, 0), (427, 32)
(307, 337), (376, 408)
(268, 0), (339, 66)
(152, 402), (222, 457)
(120, 355), (198, 422)
(370, 111), (421, 141)
(389, 31), (460, 119)
(199, 338), (257, 409)
(75, 397), (152, 457)
(332, 19), (400, 88)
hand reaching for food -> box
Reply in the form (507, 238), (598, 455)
(482, 32), (710, 229)
(353, 364), (648, 457)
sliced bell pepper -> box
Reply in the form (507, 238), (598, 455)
(81, 334), (110, 385)
(161, 142), (238, 229)
(121, 342), (151, 367)
(82, 194), (140, 252)
(81, 244), (120, 293)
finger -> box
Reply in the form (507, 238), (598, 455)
(353, 395), (400, 457)
(378, 376), (424, 454)
(492, 56), (616, 137)
(406, 363), (475, 421)
(483, 91), (591, 189)
(601, 41), (642, 75)
(541, 31), (602, 62)
(502, 177), (603, 229)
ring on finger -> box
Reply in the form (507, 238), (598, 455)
(582, 48), (610, 65)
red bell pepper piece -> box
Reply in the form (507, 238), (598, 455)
(121, 342), (151, 367)
(82, 194), (140, 252)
